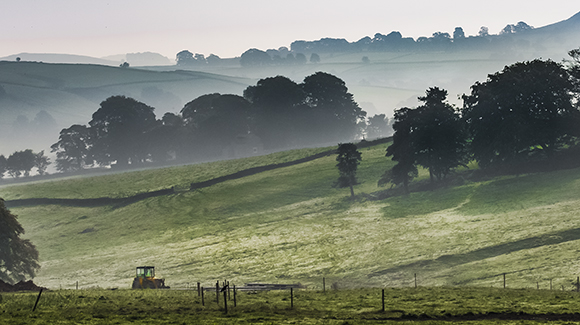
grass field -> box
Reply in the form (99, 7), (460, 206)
(2, 141), (580, 294)
(3, 287), (580, 324)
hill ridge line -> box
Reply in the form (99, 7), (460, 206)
(4, 137), (391, 208)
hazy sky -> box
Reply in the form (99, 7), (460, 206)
(2, 0), (578, 60)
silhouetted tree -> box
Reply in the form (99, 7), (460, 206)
(244, 76), (306, 149)
(33, 151), (50, 176)
(478, 26), (489, 37)
(89, 96), (158, 167)
(336, 143), (362, 198)
(453, 27), (465, 39)
(240, 48), (271, 67)
(310, 53), (320, 63)
(0, 155), (6, 178)
(176, 50), (194, 65)
(51, 124), (93, 172)
(0, 198), (40, 284)
(366, 114), (390, 139)
(206, 54), (221, 65)
(383, 107), (418, 193)
(295, 53), (307, 64)
(6, 150), (35, 178)
(302, 72), (366, 143)
(413, 87), (466, 183)
(181, 93), (253, 157)
(462, 59), (578, 169)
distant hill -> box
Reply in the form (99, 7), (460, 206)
(0, 53), (120, 66)
(0, 61), (253, 155)
(0, 51), (173, 67)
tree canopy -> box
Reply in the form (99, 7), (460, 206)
(336, 143), (362, 198)
(0, 199), (40, 284)
(462, 59), (578, 169)
(89, 96), (158, 167)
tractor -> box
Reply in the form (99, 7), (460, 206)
(132, 266), (169, 289)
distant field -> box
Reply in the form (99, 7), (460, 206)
(2, 141), (580, 293)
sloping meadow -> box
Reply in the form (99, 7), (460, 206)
(3, 142), (580, 291)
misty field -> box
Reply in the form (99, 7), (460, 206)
(3, 287), (580, 324)
(2, 141), (580, 294)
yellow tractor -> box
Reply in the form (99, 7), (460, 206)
(132, 266), (169, 289)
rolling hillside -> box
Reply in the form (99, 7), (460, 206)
(0, 61), (253, 155)
(2, 141), (580, 291)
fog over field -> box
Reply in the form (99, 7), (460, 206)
(0, 3), (579, 172)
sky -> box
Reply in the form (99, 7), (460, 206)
(1, 0), (579, 61)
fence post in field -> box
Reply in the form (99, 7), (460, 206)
(32, 288), (43, 312)
(227, 281), (231, 300)
(291, 287), (294, 309)
(414, 273), (417, 288)
(201, 287), (205, 306)
(197, 282), (201, 296)
(503, 273), (506, 288)
(223, 289), (228, 314)
(76, 281), (78, 290)
(234, 285), (237, 307)
(550, 279), (552, 290)
(381, 289), (385, 312)
(216, 281), (219, 304)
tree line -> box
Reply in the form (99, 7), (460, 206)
(48, 72), (390, 173)
(379, 50), (580, 193)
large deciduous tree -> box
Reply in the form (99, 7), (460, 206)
(462, 59), (578, 169)
(0, 198), (40, 284)
(51, 124), (93, 172)
(413, 87), (466, 183)
(89, 96), (158, 167)
(181, 93), (253, 158)
(336, 143), (362, 198)
(382, 107), (418, 193)
(6, 150), (36, 178)
(302, 72), (366, 143)
(244, 76), (306, 149)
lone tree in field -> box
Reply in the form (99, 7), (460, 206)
(336, 143), (362, 198)
(0, 198), (40, 284)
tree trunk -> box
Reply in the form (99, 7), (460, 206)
(349, 185), (355, 198)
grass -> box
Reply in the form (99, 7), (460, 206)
(3, 141), (580, 297)
(3, 287), (580, 324)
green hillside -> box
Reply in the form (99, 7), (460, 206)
(2, 141), (580, 292)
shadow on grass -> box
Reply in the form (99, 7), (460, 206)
(370, 227), (580, 277)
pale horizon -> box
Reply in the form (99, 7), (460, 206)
(1, 1), (579, 61)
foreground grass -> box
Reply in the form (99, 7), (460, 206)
(3, 287), (580, 324)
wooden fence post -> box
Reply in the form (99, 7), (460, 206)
(234, 285), (237, 307)
(201, 287), (205, 306)
(227, 281), (231, 300)
(32, 289), (43, 312)
(291, 287), (294, 309)
(76, 281), (78, 290)
(216, 281), (219, 304)
(223, 289), (228, 313)
(503, 273), (506, 289)
(414, 273), (417, 288)
(197, 282), (201, 296)
(381, 289), (385, 312)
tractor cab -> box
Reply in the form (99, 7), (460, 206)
(136, 266), (155, 279)
(132, 266), (169, 289)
